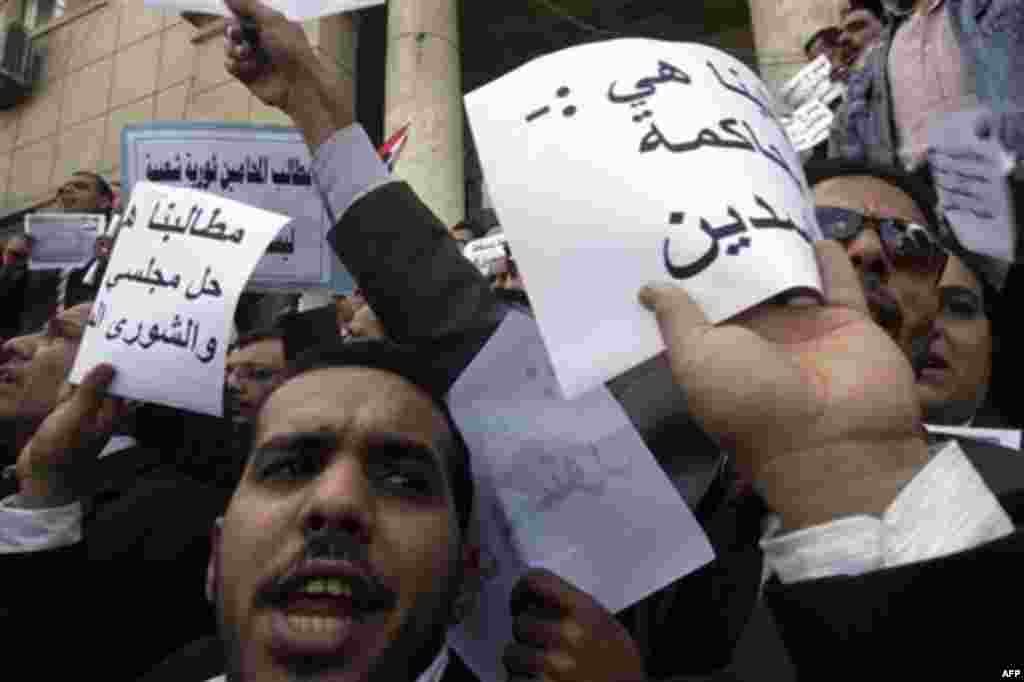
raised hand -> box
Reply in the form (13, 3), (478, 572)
(16, 364), (126, 507)
(223, 0), (319, 111)
(503, 569), (645, 682)
(638, 241), (931, 530)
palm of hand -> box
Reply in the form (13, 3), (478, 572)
(680, 301), (920, 472)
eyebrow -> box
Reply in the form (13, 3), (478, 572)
(250, 430), (446, 476)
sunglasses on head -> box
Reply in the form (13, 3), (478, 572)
(815, 206), (949, 281)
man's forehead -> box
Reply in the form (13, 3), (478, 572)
(258, 366), (449, 444)
(228, 338), (285, 365)
(60, 303), (93, 326)
(843, 9), (876, 26)
(813, 175), (929, 225)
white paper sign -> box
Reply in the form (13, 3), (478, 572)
(143, 0), (382, 21)
(783, 98), (835, 152)
(68, 182), (290, 416)
(24, 213), (106, 271)
(925, 424), (1022, 451)
(778, 55), (846, 111)
(927, 108), (1018, 263)
(122, 123), (351, 292)
(463, 232), (508, 276)
(448, 312), (714, 682)
(465, 39), (823, 399)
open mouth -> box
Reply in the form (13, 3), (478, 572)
(864, 288), (902, 337)
(916, 352), (950, 384)
(264, 562), (395, 657)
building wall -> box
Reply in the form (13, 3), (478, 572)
(0, 0), (351, 219)
(749, 0), (845, 90)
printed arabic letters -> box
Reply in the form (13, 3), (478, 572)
(608, 59), (692, 103)
(664, 208), (753, 280)
(663, 217), (721, 280)
(106, 317), (127, 340)
(196, 335), (218, 364)
(706, 61), (770, 116)
(749, 194), (811, 243)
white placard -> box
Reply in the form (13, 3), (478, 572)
(783, 98), (835, 152)
(927, 108), (1018, 263)
(122, 123), (352, 292)
(925, 425), (1022, 451)
(24, 213), (106, 271)
(778, 55), (846, 111)
(68, 182), (290, 416)
(465, 39), (823, 399)
(448, 312), (714, 682)
(463, 233), (508, 276)
(143, 0), (382, 21)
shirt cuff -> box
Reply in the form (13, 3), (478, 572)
(761, 441), (1014, 583)
(0, 495), (83, 553)
(311, 124), (395, 227)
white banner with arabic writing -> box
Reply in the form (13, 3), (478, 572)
(69, 182), (290, 416)
(122, 123), (354, 293)
(466, 39), (823, 400)
(143, 0), (383, 21)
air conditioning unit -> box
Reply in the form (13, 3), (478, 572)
(0, 22), (38, 109)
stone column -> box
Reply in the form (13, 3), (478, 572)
(384, 0), (464, 228)
(299, 13), (359, 308)
(747, 0), (843, 91)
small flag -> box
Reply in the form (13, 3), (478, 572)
(378, 123), (411, 173)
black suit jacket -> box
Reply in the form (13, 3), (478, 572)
(137, 634), (480, 681)
(1, 445), (231, 681)
(758, 437), (1024, 678)
(63, 257), (107, 308)
(0, 265), (60, 337)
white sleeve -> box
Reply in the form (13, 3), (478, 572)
(761, 440), (1015, 583)
(311, 124), (396, 227)
(0, 494), (83, 553)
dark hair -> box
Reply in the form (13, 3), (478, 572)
(231, 326), (285, 354)
(843, 0), (885, 21)
(73, 171), (114, 202)
(804, 26), (841, 56)
(804, 158), (946, 242)
(70, 171), (114, 221)
(272, 339), (474, 534)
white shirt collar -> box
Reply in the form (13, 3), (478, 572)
(204, 642), (451, 682)
(97, 435), (138, 460)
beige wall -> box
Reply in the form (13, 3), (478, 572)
(748, 0), (845, 91)
(0, 0), (352, 216)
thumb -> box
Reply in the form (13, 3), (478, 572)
(223, 0), (278, 22)
(638, 281), (712, 350)
(66, 363), (117, 425)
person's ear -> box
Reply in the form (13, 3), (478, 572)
(206, 516), (225, 604)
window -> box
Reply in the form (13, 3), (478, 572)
(22, 0), (67, 32)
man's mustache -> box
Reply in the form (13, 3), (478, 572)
(860, 271), (902, 335)
(257, 529), (398, 617)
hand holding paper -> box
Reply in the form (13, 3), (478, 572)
(16, 364), (127, 507)
(503, 569), (645, 682)
(638, 240), (930, 530)
(222, 0), (354, 150)
(466, 39), (822, 399)
(145, 0), (382, 22)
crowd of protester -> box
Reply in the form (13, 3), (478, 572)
(0, 0), (1022, 679)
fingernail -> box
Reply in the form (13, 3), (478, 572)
(787, 295), (819, 307)
(638, 284), (662, 309)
